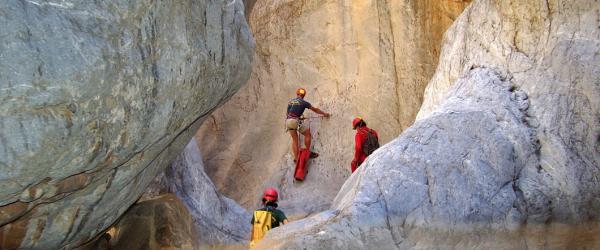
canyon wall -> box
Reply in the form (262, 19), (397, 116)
(0, 0), (253, 248)
(196, 0), (471, 218)
(142, 140), (250, 248)
(259, 0), (600, 248)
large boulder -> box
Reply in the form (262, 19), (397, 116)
(196, 0), (472, 219)
(0, 0), (253, 248)
(417, 0), (600, 224)
(258, 0), (599, 248)
(143, 139), (251, 248)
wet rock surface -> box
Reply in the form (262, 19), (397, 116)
(258, 0), (600, 248)
(0, 0), (253, 248)
(143, 140), (251, 247)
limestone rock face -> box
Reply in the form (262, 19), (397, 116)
(110, 194), (199, 250)
(256, 0), (600, 248)
(417, 0), (600, 223)
(196, 0), (471, 219)
(0, 0), (253, 248)
(143, 140), (251, 247)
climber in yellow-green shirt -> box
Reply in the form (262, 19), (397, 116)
(249, 188), (288, 247)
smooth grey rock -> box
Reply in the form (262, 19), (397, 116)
(0, 0), (253, 248)
(143, 139), (251, 247)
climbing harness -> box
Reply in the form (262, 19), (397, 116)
(283, 115), (326, 133)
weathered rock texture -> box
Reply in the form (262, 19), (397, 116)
(110, 194), (199, 250)
(256, 0), (600, 249)
(0, 0), (253, 248)
(417, 0), (600, 223)
(196, 0), (471, 219)
(143, 139), (251, 248)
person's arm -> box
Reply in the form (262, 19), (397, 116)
(309, 106), (330, 117)
(352, 133), (362, 167)
(279, 211), (289, 225)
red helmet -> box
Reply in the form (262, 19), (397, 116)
(263, 188), (278, 202)
(352, 117), (363, 129)
(296, 88), (306, 97)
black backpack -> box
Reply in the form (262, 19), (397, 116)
(361, 129), (379, 156)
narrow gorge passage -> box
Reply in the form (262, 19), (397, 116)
(195, 0), (473, 222)
(1, 0), (598, 249)
(194, 0), (599, 249)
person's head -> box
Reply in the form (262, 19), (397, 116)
(296, 88), (306, 98)
(262, 187), (279, 206)
(352, 117), (366, 129)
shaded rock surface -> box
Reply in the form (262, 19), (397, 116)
(257, 0), (600, 249)
(0, 0), (253, 248)
(110, 194), (198, 250)
(143, 139), (251, 248)
(196, 0), (471, 220)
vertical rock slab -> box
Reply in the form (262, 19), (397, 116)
(144, 139), (251, 247)
(0, 0), (253, 248)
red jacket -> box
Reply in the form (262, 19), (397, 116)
(351, 126), (378, 172)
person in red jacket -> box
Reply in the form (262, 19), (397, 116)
(351, 117), (379, 173)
